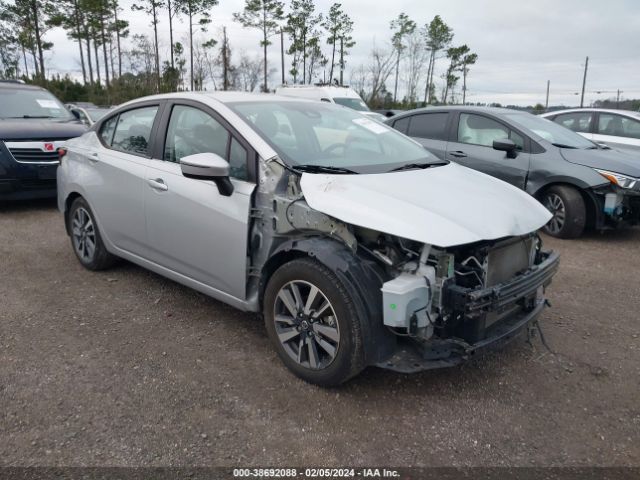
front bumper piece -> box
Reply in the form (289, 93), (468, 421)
(378, 250), (560, 373)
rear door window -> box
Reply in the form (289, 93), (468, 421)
(407, 113), (449, 140)
(598, 114), (640, 139)
(110, 106), (159, 156)
(553, 112), (593, 133)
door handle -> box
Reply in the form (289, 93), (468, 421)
(88, 152), (99, 163)
(147, 178), (168, 191)
(448, 151), (468, 158)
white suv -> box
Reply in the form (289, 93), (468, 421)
(275, 85), (386, 121)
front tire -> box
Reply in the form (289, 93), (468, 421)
(541, 185), (586, 238)
(263, 258), (366, 386)
(68, 197), (116, 270)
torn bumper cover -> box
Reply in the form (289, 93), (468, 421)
(378, 250), (560, 373)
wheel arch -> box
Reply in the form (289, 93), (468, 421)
(259, 236), (396, 366)
(532, 181), (600, 229)
(63, 191), (84, 235)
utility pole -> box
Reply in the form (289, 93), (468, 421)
(580, 56), (589, 108)
(339, 37), (344, 86)
(222, 27), (229, 91)
(280, 30), (285, 85)
(616, 89), (623, 109)
(545, 80), (550, 111)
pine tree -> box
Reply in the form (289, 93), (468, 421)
(284, 0), (321, 84)
(322, 3), (354, 85)
(233, 0), (285, 92)
(176, 0), (219, 91)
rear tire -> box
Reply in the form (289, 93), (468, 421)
(263, 258), (366, 386)
(68, 197), (117, 270)
(541, 185), (586, 238)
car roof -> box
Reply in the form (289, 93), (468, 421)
(541, 108), (640, 119)
(0, 81), (48, 92)
(118, 91), (318, 108)
(387, 105), (528, 120)
(276, 85), (362, 97)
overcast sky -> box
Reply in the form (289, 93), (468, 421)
(45, 0), (640, 106)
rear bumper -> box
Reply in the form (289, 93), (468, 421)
(377, 250), (560, 373)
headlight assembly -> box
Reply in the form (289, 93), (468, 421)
(595, 169), (638, 189)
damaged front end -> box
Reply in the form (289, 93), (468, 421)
(372, 233), (559, 372)
(249, 157), (559, 374)
(589, 181), (640, 230)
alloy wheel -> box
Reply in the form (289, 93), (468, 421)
(71, 207), (96, 262)
(273, 280), (340, 370)
(544, 193), (566, 235)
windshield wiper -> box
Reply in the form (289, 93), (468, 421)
(551, 142), (578, 149)
(293, 164), (358, 175)
(389, 161), (447, 172)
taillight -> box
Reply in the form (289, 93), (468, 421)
(57, 147), (67, 162)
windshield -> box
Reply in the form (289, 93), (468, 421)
(229, 101), (437, 173)
(0, 88), (74, 120)
(332, 97), (370, 112)
(505, 113), (596, 149)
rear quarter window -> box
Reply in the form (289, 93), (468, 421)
(392, 116), (410, 134)
(99, 116), (118, 145)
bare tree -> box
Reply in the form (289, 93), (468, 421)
(349, 64), (367, 100)
(402, 29), (427, 105)
(366, 45), (395, 106)
(237, 52), (262, 92)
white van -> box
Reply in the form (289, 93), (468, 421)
(275, 85), (385, 121)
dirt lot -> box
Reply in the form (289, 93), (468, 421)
(1, 199), (639, 467)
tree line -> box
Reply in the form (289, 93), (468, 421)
(0, 0), (477, 108)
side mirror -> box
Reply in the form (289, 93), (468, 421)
(493, 138), (518, 159)
(180, 152), (234, 197)
(70, 109), (81, 120)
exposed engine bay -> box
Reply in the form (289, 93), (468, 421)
(248, 158), (560, 371)
(357, 229), (544, 340)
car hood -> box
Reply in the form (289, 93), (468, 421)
(0, 119), (86, 141)
(560, 148), (640, 177)
(300, 162), (552, 248)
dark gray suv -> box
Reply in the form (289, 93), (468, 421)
(386, 107), (640, 238)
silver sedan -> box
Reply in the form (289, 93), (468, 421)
(57, 92), (557, 385)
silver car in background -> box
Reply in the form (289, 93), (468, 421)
(57, 92), (559, 386)
(541, 108), (640, 153)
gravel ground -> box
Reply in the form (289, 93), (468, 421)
(1, 199), (639, 467)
